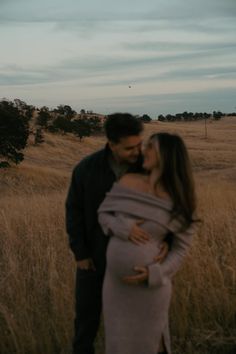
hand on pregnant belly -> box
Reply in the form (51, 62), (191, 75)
(128, 219), (151, 245)
(106, 237), (158, 281)
(122, 266), (148, 285)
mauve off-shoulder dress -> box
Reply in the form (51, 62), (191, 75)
(98, 183), (195, 354)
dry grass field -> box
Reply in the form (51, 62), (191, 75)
(0, 117), (236, 354)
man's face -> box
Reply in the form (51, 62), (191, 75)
(109, 135), (143, 164)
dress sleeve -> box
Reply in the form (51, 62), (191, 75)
(148, 223), (196, 287)
(98, 210), (135, 241)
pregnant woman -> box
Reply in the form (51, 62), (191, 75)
(98, 132), (198, 354)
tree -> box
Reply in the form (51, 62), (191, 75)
(88, 116), (102, 134)
(13, 98), (35, 123)
(158, 114), (165, 121)
(204, 112), (211, 120)
(0, 100), (29, 167)
(182, 111), (189, 121)
(139, 114), (152, 123)
(175, 113), (183, 121)
(54, 104), (76, 119)
(72, 118), (91, 141)
(166, 114), (175, 122)
(36, 106), (51, 128)
(213, 111), (223, 120)
(52, 115), (73, 134)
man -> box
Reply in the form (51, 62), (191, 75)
(66, 113), (168, 354)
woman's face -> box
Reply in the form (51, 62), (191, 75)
(142, 138), (160, 171)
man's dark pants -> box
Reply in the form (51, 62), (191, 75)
(73, 268), (104, 354)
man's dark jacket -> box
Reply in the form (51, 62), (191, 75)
(65, 144), (144, 275)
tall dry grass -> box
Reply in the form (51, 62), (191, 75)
(170, 179), (236, 353)
(0, 119), (236, 353)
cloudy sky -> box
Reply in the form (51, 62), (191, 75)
(0, 0), (236, 116)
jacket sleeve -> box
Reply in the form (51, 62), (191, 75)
(148, 223), (196, 287)
(98, 210), (135, 241)
(65, 163), (90, 261)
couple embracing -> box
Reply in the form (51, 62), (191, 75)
(66, 113), (197, 354)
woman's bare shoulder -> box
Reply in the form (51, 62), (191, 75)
(118, 173), (148, 190)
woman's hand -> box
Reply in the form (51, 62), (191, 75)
(128, 220), (150, 245)
(153, 241), (169, 264)
(123, 266), (148, 285)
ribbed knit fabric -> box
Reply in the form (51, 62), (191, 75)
(98, 183), (195, 354)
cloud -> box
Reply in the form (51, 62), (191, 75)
(123, 40), (236, 53)
(1, 42), (235, 87)
(144, 0), (236, 20)
(61, 45), (236, 76)
(90, 66), (236, 88)
(0, 0), (235, 24)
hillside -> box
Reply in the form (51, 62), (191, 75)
(0, 117), (236, 354)
(1, 117), (236, 190)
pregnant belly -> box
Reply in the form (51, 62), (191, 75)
(106, 237), (159, 279)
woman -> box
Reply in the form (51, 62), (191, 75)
(98, 132), (197, 354)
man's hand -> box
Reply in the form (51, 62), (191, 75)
(77, 258), (96, 271)
(153, 241), (169, 264)
(123, 266), (148, 285)
(128, 219), (150, 245)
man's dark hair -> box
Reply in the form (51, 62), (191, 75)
(104, 113), (143, 143)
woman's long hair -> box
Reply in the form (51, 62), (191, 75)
(150, 132), (197, 230)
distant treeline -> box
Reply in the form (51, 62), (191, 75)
(0, 98), (235, 167)
(157, 111), (236, 122)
